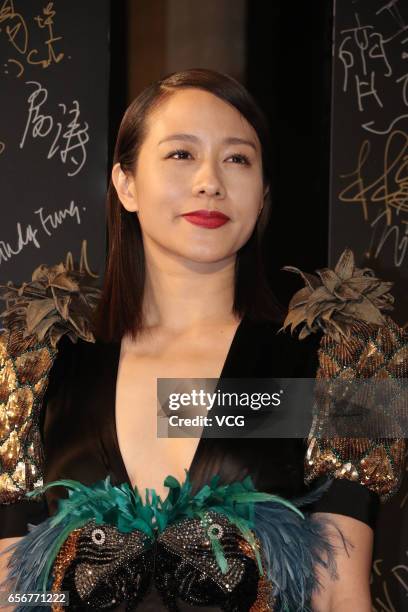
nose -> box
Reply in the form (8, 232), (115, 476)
(192, 160), (225, 199)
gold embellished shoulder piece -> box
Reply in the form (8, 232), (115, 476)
(0, 241), (101, 504)
(282, 248), (407, 501)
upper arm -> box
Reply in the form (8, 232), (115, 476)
(280, 254), (407, 609)
(294, 328), (406, 608)
(0, 537), (22, 612)
(310, 512), (373, 612)
(0, 536), (21, 584)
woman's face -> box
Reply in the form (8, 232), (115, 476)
(113, 88), (266, 265)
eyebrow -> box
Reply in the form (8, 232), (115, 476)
(158, 133), (258, 151)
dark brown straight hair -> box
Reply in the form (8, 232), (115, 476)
(95, 69), (283, 343)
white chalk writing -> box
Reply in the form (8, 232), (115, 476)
(20, 81), (89, 177)
(0, 201), (84, 265)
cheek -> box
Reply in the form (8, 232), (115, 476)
(229, 178), (263, 219)
(137, 164), (190, 214)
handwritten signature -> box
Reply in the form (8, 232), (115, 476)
(0, 0), (64, 77)
(339, 130), (408, 221)
(338, 13), (391, 112)
(0, 201), (83, 266)
(337, 6), (408, 118)
(0, 222), (40, 265)
(20, 81), (89, 177)
(368, 208), (408, 267)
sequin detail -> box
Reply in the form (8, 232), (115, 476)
(51, 529), (80, 612)
(155, 511), (267, 609)
(0, 329), (56, 503)
(50, 513), (274, 610)
(239, 539), (276, 611)
(52, 520), (153, 610)
(0, 243), (101, 504)
(305, 318), (407, 500)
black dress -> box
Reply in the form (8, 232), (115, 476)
(0, 313), (379, 539)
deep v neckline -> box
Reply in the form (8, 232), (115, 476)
(106, 316), (248, 492)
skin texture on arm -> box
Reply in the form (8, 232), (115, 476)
(0, 537), (21, 611)
(311, 513), (373, 612)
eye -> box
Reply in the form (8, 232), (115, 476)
(226, 153), (250, 165)
(166, 149), (192, 160)
(91, 527), (106, 545)
(207, 523), (224, 540)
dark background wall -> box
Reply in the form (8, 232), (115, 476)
(0, 0), (110, 283)
(247, 1), (332, 305)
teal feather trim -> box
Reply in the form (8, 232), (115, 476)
(158, 471), (305, 575)
(11, 476), (156, 593)
(1, 472), (340, 611)
(0, 518), (66, 599)
(253, 481), (342, 611)
(27, 477), (156, 536)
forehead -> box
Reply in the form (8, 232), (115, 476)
(145, 88), (260, 146)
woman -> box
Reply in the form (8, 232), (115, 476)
(0, 69), (404, 611)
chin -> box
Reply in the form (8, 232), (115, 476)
(177, 247), (236, 265)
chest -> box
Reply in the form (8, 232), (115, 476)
(42, 321), (310, 516)
(114, 326), (240, 498)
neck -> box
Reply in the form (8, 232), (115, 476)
(141, 241), (238, 332)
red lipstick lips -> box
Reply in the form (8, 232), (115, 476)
(181, 209), (229, 229)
